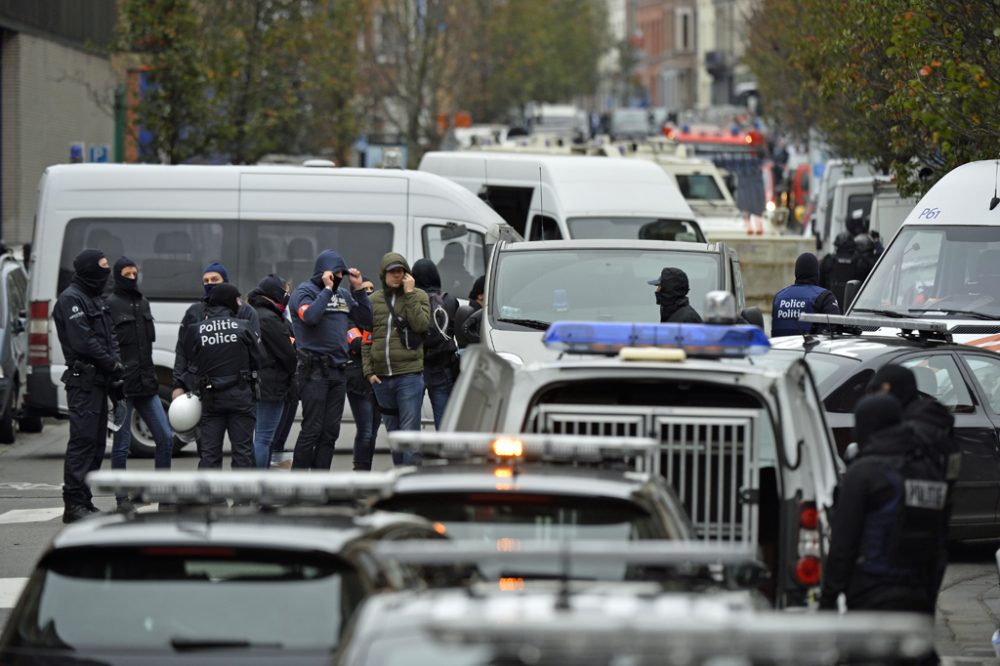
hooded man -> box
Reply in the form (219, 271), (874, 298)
(248, 274), (296, 468)
(288, 249), (370, 470)
(770, 252), (840, 337)
(412, 258), (460, 428)
(820, 394), (948, 614)
(820, 232), (860, 308)
(108, 257), (173, 508)
(362, 252), (431, 465)
(181, 283), (262, 469)
(649, 267), (702, 323)
(172, 261), (259, 400)
(53, 248), (121, 523)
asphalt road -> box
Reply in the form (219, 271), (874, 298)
(1, 420), (999, 664)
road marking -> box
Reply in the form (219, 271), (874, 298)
(0, 508), (63, 524)
(0, 578), (27, 608)
(0, 482), (62, 491)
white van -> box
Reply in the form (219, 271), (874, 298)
(826, 175), (890, 244)
(417, 152), (705, 243)
(868, 179), (916, 245)
(808, 159), (874, 252)
(846, 160), (1000, 344)
(24, 163), (505, 450)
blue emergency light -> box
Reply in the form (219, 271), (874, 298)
(542, 321), (770, 358)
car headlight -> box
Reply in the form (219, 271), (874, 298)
(495, 352), (523, 368)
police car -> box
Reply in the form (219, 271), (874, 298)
(334, 543), (933, 666)
(372, 432), (694, 582)
(472, 238), (753, 366)
(0, 471), (442, 665)
(761, 312), (1000, 539)
(443, 314), (839, 608)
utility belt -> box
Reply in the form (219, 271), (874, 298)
(66, 359), (110, 386)
(297, 350), (347, 377)
(199, 370), (260, 400)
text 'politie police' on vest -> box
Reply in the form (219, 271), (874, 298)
(199, 318), (240, 346)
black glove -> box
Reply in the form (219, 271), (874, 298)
(109, 379), (126, 402)
(111, 361), (125, 380)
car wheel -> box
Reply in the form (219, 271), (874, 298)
(0, 387), (15, 444)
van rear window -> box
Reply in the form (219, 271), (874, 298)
(59, 219), (393, 299)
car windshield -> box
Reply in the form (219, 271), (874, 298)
(675, 174), (725, 201)
(751, 348), (861, 387)
(567, 217), (702, 242)
(9, 546), (357, 652)
(377, 492), (665, 580)
(491, 248), (720, 328)
(852, 225), (1000, 319)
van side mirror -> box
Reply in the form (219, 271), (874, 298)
(740, 307), (765, 330)
(843, 280), (861, 310)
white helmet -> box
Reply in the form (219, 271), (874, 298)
(168, 393), (201, 437)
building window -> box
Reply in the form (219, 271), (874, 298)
(676, 8), (693, 53)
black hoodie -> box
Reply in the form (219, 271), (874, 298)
(249, 290), (296, 402)
(654, 267), (702, 323)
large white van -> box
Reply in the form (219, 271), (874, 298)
(24, 163), (505, 450)
(417, 152), (705, 243)
(846, 160), (1000, 345)
(808, 159), (875, 252)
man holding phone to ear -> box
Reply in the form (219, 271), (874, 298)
(289, 249), (372, 470)
(363, 252), (430, 465)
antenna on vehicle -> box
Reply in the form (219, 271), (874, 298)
(990, 159), (999, 211)
(538, 166), (545, 240)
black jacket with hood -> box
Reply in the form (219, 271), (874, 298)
(412, 258), (459, 369)
(656, 267), (703, 323)
(108, 257), (159, 398)
(249, 292), (296, 402)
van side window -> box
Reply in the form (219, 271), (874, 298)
(529, 215), (562, 241)
(59, 219), (237, 300)
(240, 221), (393, 289)
(422, 225), (485, 298)
(479, 186), (532, 236)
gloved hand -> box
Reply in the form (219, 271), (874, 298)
(109, 379), (126, 403)
(111, 361), (125, 380)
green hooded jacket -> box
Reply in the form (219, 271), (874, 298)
(362, 252), (431, 378)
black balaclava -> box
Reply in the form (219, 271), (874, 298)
(412, 258), (442, 293)
(202, 262), (229, 299)
(72, 248), (110, 297)
(867, 364), (918, 406)
(113, 256), (139, 293)
(794, 252), (820, 285)
(208, 283), (241, 315)
(853, 393), (903, 449)
(654, 267), (691, 314)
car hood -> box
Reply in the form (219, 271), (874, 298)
(488, 327), (559, 367)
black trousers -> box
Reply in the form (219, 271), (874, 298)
(197, 387), (256, 469)
(64, 384), (109, 507)
(292, 364), (346, 470)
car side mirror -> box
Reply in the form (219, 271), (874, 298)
(11, 318), (24, 334)
(740, 307), (765, 330)
(843, 280), (861, 310)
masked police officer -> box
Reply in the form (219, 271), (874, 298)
(820, 232), (859, 308)
(771, 252), (841, 337)
(820, 394), (949, 613)
(53, 248), (122, 523)
(181, 283), (262, 469)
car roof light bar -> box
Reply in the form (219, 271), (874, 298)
(375, 539), (757, 567)
(542, 321), (770, 357)
(386, 431), (658, 462)
(87, 470), (397, 505)
(799, 313), (950, 339)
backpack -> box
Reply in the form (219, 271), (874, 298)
(424, 291), (459, 370)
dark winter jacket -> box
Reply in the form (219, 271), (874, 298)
(108, 284), (159, 398)
(172, 299), (259, 392)
(53, 280), (120, 382)
(362, 252), (431, 378)
(656, 267), (703, 323)
(181, 304), (263, 407)
(250, 294), (296, 402)
(289, 249), (373, 366)
(412, 258), (459, 368)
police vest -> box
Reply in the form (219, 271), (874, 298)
(830, 255), (856, 308)
(195, 316), (250, 388)
(770, 284), (827, 337)
(857, 451), (947, 582)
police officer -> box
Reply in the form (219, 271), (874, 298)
(289, 250), (371, 470)
(172, 262), (259, 400)
(181, 283), (262, 469)
(853, 232), (878, 281)
(820, 394), (949, 613)
(648, 267), (702, 323)
(108, 257), (173, 509)
(770, 252), (840, 337)
(819, 232), (859, 308)
(53, 248), (122, 523)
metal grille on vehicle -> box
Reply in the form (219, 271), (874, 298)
(531, 404), (760, 544)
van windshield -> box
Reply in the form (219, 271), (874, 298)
(675, 174), (725, 201)
(491, 248), (720, 328)
(567, 217), (703, 242)
(852, 225), (1000, 319)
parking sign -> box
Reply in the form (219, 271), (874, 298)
(88, 144), (110, 163)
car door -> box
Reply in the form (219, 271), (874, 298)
(8, 267), (28, 375)
(897, 352), (998, 533)
(955, 351), (1000, 533)
(441, 345), (514, 432)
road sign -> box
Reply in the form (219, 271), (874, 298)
(88, 144), (110, 163)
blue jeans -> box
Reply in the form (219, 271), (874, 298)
(346, 390), (381, 469)
(424, 365), (455, 429)
(111, 394), (173, 472)
(253, 401), (285, 468)
(372, 372), (424, 466)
